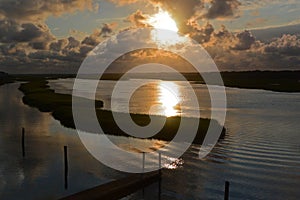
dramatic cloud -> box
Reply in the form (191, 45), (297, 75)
(81, 30), (102, 46)
(0, 0), (299, 73)
(189, 22), (215, 43)
(166, 22), (299, 71)
(49, 39), (68, 52)
(100, 23), (116, 37)
(204, 28), (300, 70)
(0, 20), (54, 43)
(120, 0), (241, 34)
(126, 10), (148, 28)
(263, 34), (300, 56)
(231, 30), (256, 50)
(204, 0), (241, 19)
(0, 0), (106, 73)
(0, 43), (29, 57)
(204, 25), (234, 48)
(65, 37), (81, 50)
(82, 23), (116, 46)
(0, 18), (56, 53)
(0, 0), (98, 21)
(0, 20), (120, 73)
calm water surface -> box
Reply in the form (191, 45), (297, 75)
(0, 79), (299, 199)
(0, 83), (126, 199)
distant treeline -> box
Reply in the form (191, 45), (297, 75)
(96, 70), (300, 92)
(219, 71), (300, 92)
(0, 72), (14, 86)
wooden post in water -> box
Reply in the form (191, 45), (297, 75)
(224, 181), (230, 200)
(64, 146), (68, 190)
(22, 128), (25, 157)
(158, 152), (162, 200)
(142, 152), (146, 197)
(142, 152), (145, 173)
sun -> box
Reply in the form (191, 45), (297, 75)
(146, 8), (188, 47)
(147, 8), (179, 32)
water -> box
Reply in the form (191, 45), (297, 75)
(49, 78), (300, 199)
(0, 79), (300, 199)
(0, 83), (126, 199)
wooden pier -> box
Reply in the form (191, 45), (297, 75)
(59, 171), (161, 200)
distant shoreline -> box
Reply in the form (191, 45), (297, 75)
(2, 70), (299, 93)
(0, 72), (14, 86)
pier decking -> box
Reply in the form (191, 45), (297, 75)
(59, 171), (161, 200)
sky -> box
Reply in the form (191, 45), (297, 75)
(0, 0), (299, 73)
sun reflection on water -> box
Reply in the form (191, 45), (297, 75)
(158, 81), (181, 117)
(164, 157), (184, 169)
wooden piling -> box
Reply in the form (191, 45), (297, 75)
(142, 152), (145, 197)
(158, 152), (162, 200)
(142, 152), (145, 173)
(64, 146), (68, 189)
(22, 128), (25, 157)
(224, 181), (230, 200)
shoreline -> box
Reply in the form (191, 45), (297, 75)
(2, 70), (299, 93)
(18, 79), (226, 144)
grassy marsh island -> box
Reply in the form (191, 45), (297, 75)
(19, 79), (225, 144)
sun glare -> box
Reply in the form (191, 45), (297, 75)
(147, 8), (179, 32)
(146, 8), (189, 47)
